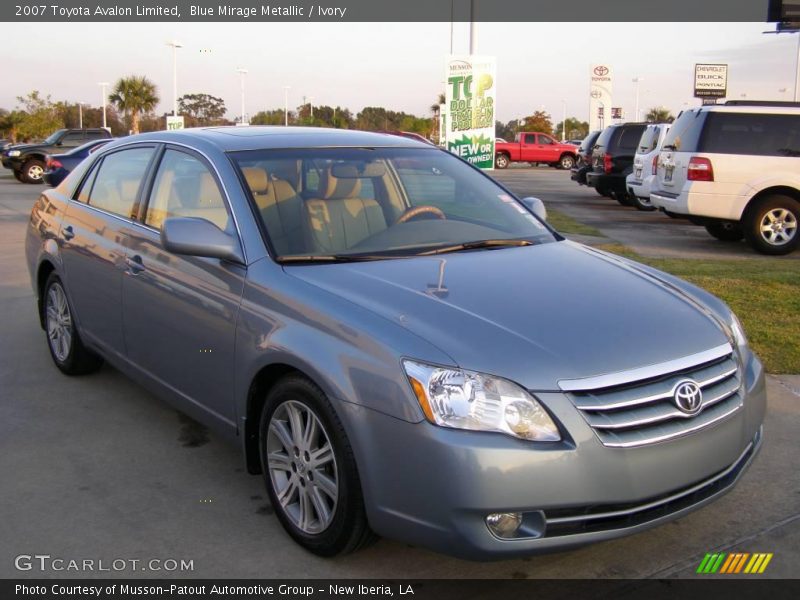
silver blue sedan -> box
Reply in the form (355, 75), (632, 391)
(25, 127), (765, 559)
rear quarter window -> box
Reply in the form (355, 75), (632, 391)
(699, 112), (800, 157)
(662, 110), (707, 152)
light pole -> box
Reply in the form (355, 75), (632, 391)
(308, 96), (314, 119)
(632, 77), (643, 121)
(98, 82), (109, 129)
(166, 40), (183, 116)
(561, 99), (567, 141)
(237, 68), (248, 124)
(283, 86), (290, 126)
(469, 0), (476, 54)
(77, 102), (84, 129)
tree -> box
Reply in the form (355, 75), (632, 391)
(14, 91), (64, 141)
(251, 109), (293, 126)
(645, 107), (674, 123)
(109, 76), (160, 134)
(56, 103), (126, 135)
(178, 93), (227, 126)
(0, 110), (27, 142)
(554, 117), (590, 141)
(521, 110), (553, 135)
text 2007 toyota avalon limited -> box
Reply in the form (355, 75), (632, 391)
(26, 128), (765, 559)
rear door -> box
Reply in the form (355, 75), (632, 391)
(520, 133), (539, 162)
(122, 146), (246, 428)
(59, 145), (157, 356)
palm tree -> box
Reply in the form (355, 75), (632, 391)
(645, 106), (674, 123)
(109, 76), (159, 134)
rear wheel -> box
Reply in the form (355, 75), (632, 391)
(595, 185), (610, 197)
(631, 194), (657, 212)
(22, 159), (46, 184)
(704, 221), (744, 242)
(559, 154), (576, 170)
(43, 273), (103, 375)
(614, 189), (634, 207)
(259, 375), (376, 556)
(743, 195), (799, 255)
(495, 153), (509, 169)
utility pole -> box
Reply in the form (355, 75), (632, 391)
(98, 82), (109, 129)
(561, 100), (567, 141)
(78, 103), (83, 129)
(283, 86), (290, 126)
(167, 40), (183, 116)
(309, 96), (314, 119)
(237, 68), (248, 124)
(632, 77), (644, 121)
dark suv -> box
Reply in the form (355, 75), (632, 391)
(570, 129), (601, 186)
(2, 128), (112, 183)
(586, 122), (648, 203)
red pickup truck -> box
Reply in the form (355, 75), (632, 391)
(495, 133), (578, 170)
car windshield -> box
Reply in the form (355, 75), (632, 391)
(43, 130), (66, 144)
(231, 147), (556, 261)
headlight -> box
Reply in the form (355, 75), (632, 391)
(8, 150), (21, 157)
(403, 360), (560, 442)
(729, 312), (748, 351)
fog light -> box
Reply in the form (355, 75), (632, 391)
(486, 512), (523, 538)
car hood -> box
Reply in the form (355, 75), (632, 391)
(286, 241), (730, 390)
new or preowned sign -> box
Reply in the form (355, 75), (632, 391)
(445, 55), (496, 169)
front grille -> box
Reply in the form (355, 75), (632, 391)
(542, 428), (760, 537)
(562, 346), (742, 448)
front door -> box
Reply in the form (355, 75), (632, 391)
(121, 147), (245, 428)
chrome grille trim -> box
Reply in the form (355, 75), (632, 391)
(546, 437), (756, 525)
(558, 343), (732, 392)
(565, 347), (742, 448)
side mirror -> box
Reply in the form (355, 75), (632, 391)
(161, 217), (244, 264)
(521, 197), (547, 221)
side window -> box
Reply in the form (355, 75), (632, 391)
(61, 132), (84, 147)
(700, 113), (800, 156)
(84, 147), (155, 218)
(145, 149), (230, 232)
(86, 131), (107, 141)
(524, 134), (536, 144)
(537, 135), (555, 145)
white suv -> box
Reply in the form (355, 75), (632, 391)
(650, 102), (799, 255)
(626, 123), (670, 211)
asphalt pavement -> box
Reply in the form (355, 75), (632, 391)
(0, 169), (797, 580)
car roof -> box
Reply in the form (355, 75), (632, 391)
(127, 126), (432, 152)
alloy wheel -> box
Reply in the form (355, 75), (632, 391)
(266, 400), (338, 534)
(27, 164), (44, 180)
(46, 282), (72, 362)
(759, 208), (797, 246)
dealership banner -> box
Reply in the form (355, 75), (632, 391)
(445, 55), (496, 170)
(694, 63), (729, 98)
(589, 64), (613, 132)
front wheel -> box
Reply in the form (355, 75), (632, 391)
(559, 154), (576, 170)
(43, 273), (103, 375)
(495, 153), (509, 169)
(259, 375), (376, 556)
(22, 159), (46, 184)
(705, 221), (744, 242)
(743, 195), (799, 255)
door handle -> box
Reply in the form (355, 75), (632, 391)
(62, 225), (75, 240)
(125, 255), (146, 274)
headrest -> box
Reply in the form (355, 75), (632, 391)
(319, 167), (362, 200)
(242, 166), (269, 194)
(197, 172), (220, 207)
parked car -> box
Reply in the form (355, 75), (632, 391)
(26, 127), (765, 560)
(570, 130), (602, 186)
(625, 123), (671, 211)
(495, 132), (579, 169)
(567, 139), (584, 146)
(2, 128), (112, 183)
(650, 101), (799, 254)
(495, 137), (507, 144)
(43, 138), (115, 187)
(586, 122), (648, 203)
(376, 130), (433, 145)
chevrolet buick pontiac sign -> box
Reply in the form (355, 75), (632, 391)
(694, 63), (728, 98)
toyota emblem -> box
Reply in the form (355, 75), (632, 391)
(591, 90), (602, 99)
(593, 66), (609, 76)
(673, 380), (703, 415)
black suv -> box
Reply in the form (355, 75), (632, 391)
(586, 122), (647, 204)
(2, 128), (112, 183)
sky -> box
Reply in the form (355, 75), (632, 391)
(2, 21), (797, 124)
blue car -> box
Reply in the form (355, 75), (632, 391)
(43, 138), (115, 187)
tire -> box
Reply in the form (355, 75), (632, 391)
(743, 195), (799, 255)
(495, 153), (510, 169)
(595, 185), (610, 197)
(704, 221), (744, 242)
(615, 191), (634, 207)
(631, 194), (657, 212)
(259, 374), (376, 556)
(43, 273), (103, 375)
(559, 154), (576, 170)
(22, 158), (46, 184)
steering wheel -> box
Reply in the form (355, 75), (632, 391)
(396, 205), (447, 224)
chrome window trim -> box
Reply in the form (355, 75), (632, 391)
(94, 139), (249, 265)
(558, 343), (733, 392)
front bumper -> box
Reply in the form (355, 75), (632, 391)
(2, 156), (21, 170)
(342, 352), (766, 560)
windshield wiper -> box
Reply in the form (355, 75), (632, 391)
(277, 253), (402, 264)
(417, 239), (535, 256)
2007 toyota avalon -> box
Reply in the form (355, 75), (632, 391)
(25, 127), (765, 559)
